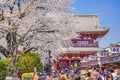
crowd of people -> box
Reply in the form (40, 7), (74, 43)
(32, 66), (120, 80)
(45, 69), (81, 80)
(80, 67), (120, 80)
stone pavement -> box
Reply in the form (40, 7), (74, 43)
(52, 78), (58, 80)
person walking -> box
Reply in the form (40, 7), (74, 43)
(46, 75), (51, 80)
(58, 71), (69, 80)
(103, 69), (108, 80)
(111, 69), (118, 80)
(32, 72), (38, 80)
(46, 71), (55, 80)
(116, 70), (120, 80)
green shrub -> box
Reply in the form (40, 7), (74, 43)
(0, 60), (10, 80)
(16, 53), (43, 78)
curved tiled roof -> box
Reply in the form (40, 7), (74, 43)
(73, 14), (109, 32)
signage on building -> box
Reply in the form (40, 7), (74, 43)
(77, 41), (89, 46)
(99, 51), (109, 57)
(101, 55), (120, 64)
(72, 40), (93, 47)
(88, 55), (98, 60)
(71, 38), (98, 47)
(111, 47), (120, 53)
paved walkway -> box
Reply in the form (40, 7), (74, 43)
(52, 78), (58, 80)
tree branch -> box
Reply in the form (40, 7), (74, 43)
(37, 30), (55, 33)
(24, 47), (37, 53)
(0, 45), (9, 57)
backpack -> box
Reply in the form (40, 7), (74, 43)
(104, 72), (108, 77)
(98, 75), (102, 80)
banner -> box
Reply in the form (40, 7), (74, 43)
(111, 47), (120, 53)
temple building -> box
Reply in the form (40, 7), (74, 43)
(56, 14), (109, 70)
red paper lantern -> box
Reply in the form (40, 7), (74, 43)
(114, 64), (118, 68)
(105, 64), (109, 68)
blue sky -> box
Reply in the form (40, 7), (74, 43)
(71, 0), (120, 47)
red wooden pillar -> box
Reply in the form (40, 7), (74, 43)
(54, 60), (58, 70)
(55, 61), (58, 70)
(68, 59), (71, 70)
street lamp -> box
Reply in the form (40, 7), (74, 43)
(48, 50), (51, 75)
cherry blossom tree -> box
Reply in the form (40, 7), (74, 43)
(0, 0), (80, 58)
(0, 0), (81, 77)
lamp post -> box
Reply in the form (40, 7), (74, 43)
(48, 50), (51, 75)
